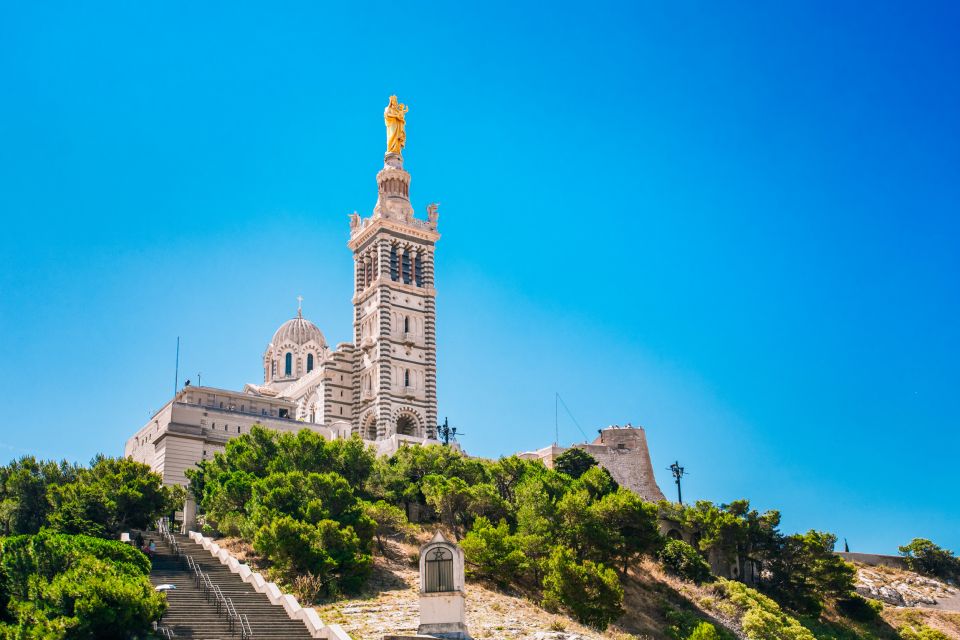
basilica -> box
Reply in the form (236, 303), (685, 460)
(126, 97), (444, 487)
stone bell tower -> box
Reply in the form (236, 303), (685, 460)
(348, 103), (440, 443)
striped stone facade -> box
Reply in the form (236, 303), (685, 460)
(348, 151), (440, 441)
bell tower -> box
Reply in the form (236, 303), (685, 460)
(348, 98), (440, 442)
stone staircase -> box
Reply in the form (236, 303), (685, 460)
(149, 529), (315, 639)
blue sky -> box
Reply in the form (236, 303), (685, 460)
(1, 2), (957, 554)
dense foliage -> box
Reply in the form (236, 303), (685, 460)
(898, 538), (960, 582)
(189, 428), (377, 597)
(661, 500), (857, 616)
(0, 455), (176, 539)
(0, 454), (176, 638)
(0, 531), (166, 639)
(658, 538), (713, 584)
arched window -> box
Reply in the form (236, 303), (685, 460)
(307, 354), (314, 373)
(285, 352), (292, 376)
(415, 254), (423, 287)
(403, 316), (410, 333)
(404, 369), (411, 387)
(402, 250), (411, 284)
(390, 244), (399, 281)
(424, 547), (454, 593)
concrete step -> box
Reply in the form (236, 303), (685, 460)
(139, 529), (315, 640)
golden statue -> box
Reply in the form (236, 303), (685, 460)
(384, 95), (409, 154)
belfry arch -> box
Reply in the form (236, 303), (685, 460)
(395, 410), (422, 437)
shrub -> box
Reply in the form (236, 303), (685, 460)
(836, 593), (882, 622)
(688, 621), (721, 640)
(542, 546), (623, 630)
(658, 539), (713, 584)
(717, 579), (814, 640)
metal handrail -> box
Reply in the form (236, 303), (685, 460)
(168, 529), (254, 640)
(240, 613), (253, 640)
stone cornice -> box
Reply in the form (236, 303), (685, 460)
(347, 217), (439, 250)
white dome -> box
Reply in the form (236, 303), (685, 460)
(270, 311), (326, 348)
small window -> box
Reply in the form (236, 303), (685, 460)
(404, 316), (410, 333)
(237, 426), (241, 433)
(425, 547), (454, 593)
(285, 353), (293, 376)
(404, 369), (411, 387)
(307, 354), (314, 373)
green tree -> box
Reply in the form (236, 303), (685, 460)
(542, 546), (624, 630)
(553, 448), (598, 480)
(460, 517), (528, 586)
(765, 530), (856, 615)
(421, 474), (472, 538)
(363, 500), (411, 553)
(898, 538), (960, 581)
(47, 456), (170, 538)
(589, 488), (660, 571)
(0, 457), (79, 536)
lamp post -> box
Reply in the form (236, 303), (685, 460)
(668, 461), (686, 505)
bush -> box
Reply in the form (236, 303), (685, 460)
(0, 532), (165, 638)
(836, 593), (882, 622)
(688, 621), (721, 640)
(542, 546), (623, 630)
(717, 579), (814, 640)
(252, 516), (371, 596)
(658, 539), (713, 584)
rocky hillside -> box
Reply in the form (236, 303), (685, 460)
(855, 563), (960, 611)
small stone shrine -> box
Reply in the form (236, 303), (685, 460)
(416, 531), (470, 639)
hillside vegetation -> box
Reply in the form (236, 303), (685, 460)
(188, 427), (960, 640)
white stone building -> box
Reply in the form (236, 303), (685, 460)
(126, 147), (443, 486)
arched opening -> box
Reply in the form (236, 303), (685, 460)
(396, 413), (418, 437)
(666, 529), (683, 541)
(390, 244), (399, 281)
(424, 546), (454, 593)
(403, 315), (410, 333)
(307, 353), (314, 373)
(363, 414), (378, 441)
(284, 352), (293, 376)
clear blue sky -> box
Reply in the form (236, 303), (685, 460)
(1, 2), (957, 554)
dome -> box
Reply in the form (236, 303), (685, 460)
(270, 311), (326, 348)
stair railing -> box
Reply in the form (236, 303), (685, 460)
(172, 531), (254, 639)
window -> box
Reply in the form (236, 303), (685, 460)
(424, 547), (454, 593)
(403, 316), (410, 333)
(402, 250), (411, 284)
(415, 254), (423, 286)
(404, 369), (411, 387)
(285, 352), (292, 376)
(390, 244), (399, 281)
(307, 353), (314, 372)
(279, 408), (289, 418)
